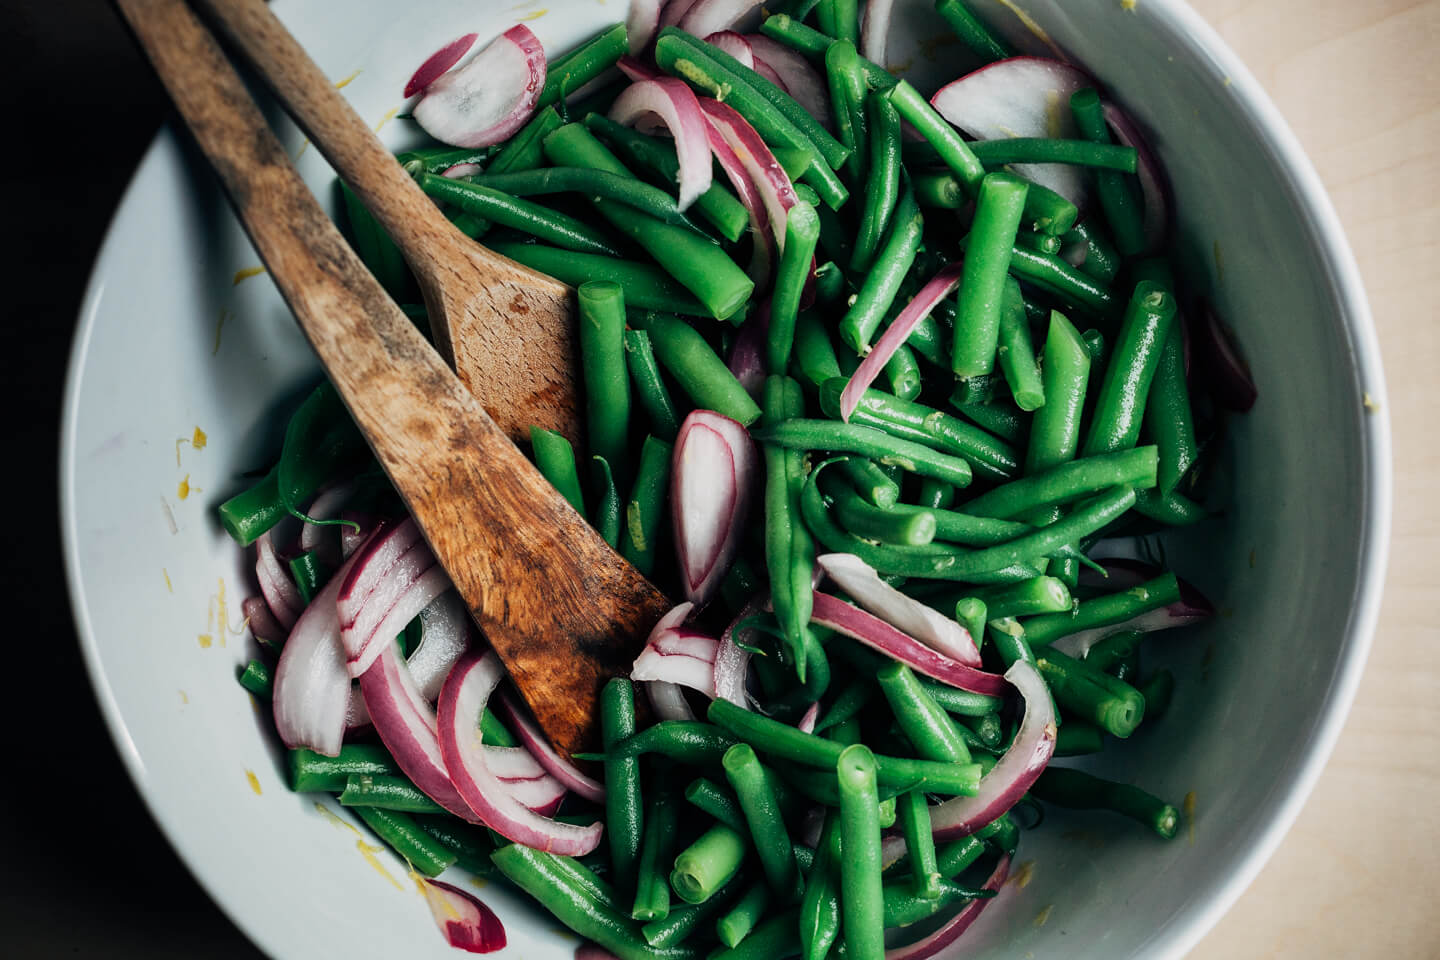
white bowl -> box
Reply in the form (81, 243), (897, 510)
(63, 1), (1390, 957)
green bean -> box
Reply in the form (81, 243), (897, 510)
(961, 446), (1158, 519)
(917, 478), (956, 511)
(756, 419), (974, 487)
(338, 773), (443, 814)
(489, 241), (709, 316)
(953, 173), (1030, 378)
(961, 710), (1005, 750)
(1084, 630), (1144, 674)
(1082, 281), (1177, 455)
(760, 13), (834, 60)
(712, 908), (802, 960)
(887, 80), (986, 191)
(761, 376), (819, 673)
(486, 105), (563, 174)
(1005, 243), (1115, 316)
(544, 124), (754, 321)
(721, 556), (765, 616)
(1140, 669), (1176, 721)
(773, 762), (910, 807)
(902, 313), (950, 368)
(621, 435), (673, 576)
(1062, 219), (1121, 284)
(529, 426), (586, 514)
(715, 881), (771, 947)
(996, 278), (1045, 411)
(590, 456), (622, 549)
(1053, 719), (1105, 756)
(579, 280), (632, 479)
(824, 473), (937, 545)
(912, 170), (963, 210)
(642, 875), (744, 948)
(539, 22), (628, 109)
(1133, 488), (1208, 525)
(969, 576), (1073, 618)
(654, 29), (850, 208)
(826, 39), (869, 185)
(853, 91), (902, 271)
(395, 145), (491, 177)
(684, 778), (748, 833)
(836, 745), (884, 960)
(955, 399), (1029, 445)
(352, 806), (456, 877)
(624, 331), (683, 442)
(793, 310), (844, 390)
(1070, 89), (1146, 256)
(836, 457), (901, 508)
(1032, 767), (1179, 838)
(1144, 317), (1198, 495)
(237, 659), (272, 698)
(1017, 180), (1079, 236)
(288, 745), (398, 793)
(1025, 310), (1091, 478)
(1035, 646), (1146, 738)
(882, 876), (993, 928)
(950, 598), (989, 656)
(819, 381), (1025, 481)
(412, 816), (497, 876)
(584, 113), (750, 243)
(771, 203), (823, 372)
(895, 788), (943, 901)
(602, 678), (644, 891)
(340, 181), (408, 299)
(1015, 229), (1063, 256)
(816, 0), (860, 43)
(708, 699), (982, 796)
(610, 721), (740, 766)
(287, 551), (330, 605)
(418, 175), (619, 255)
(671, 824), (748, 904)
(839, 186), (924, 352)
(877, 662), (972, 764)
(934, 0), (1013, 61)
(800, 812), (842, 960)
(634, 786), (680, 921)
(880, 343), (923, 402)
(492, 845), (701, 960)
(628, 311), (762, 424)
(986, 616), (1040, 674)
(814, 261), (845, 304)
(724, 745), (798, 898)
(1022, 571), (1183, 646)
(970, 137), (1138, 172)
(472, 167), (701, 230)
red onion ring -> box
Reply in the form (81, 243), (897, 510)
(727, 302), (769, 401)
(299, 481), (356, 567)
(255, 530), (302, 629)
(700, 98), (799, 252)
(745, 35), (832, 130)
(499, 692), (607, 803)
(705, 30), (755, 69)
(337, 519), (452, 677)
(438, 652), (603, 854)
(404, 32), (479, 98)
(811, 592), (1009, 696)
(714, 595), (766, 708)
(626, 0), (664, 55)
(671, 410), (760, 608)
(817, 553), (981, 667)
(679, 0), (765, 37)
(608, 78), (714, 211)
(859, 0), (896, 67)
(884, 854), (1012, 960)
(413, 25), (547, 148)
(242, 595), (285, 649)
(929, 661), (1056, 840)
(701, 110), (775, 288)
(421, 878), (507, 953)
(796, 702), (820, 734)
(840, 261), (963, 416)
(617, 55), (661, 83)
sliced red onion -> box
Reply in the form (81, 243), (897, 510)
(672, 410), (759, 608)
(727, 304), (769, 402)
(931, 57), (1092, 205)
(501, 767), (567, 813)
(499, 692), (606, 803)
(858, 0), (896, 67)
(413, 25), (546, 148)
(929, 661), (1056, 840)
(361, 644), (480, 821)
(340, 510), (373, 557)
(243, 595), (285, 649)
(255, 531), (302, 629)
(626, 0), (664, 55)
(420, 879), (507, 954)
(705, 31), (754, 69)
(647, 681), (698, 721)
(438, 652), (603, 854)
(817, 553), (981, 667)
(1050, 577), (1214, 658)
(484, 744), (547, 781)
(337, 519), (453, 677)
(617, 55), (661, 83)
(342, 589), (469, 730)
(632, 627), (720, 697)
(796, 702), (820, 734)
(405, 32), (479, 98)
(714, 596), (765, 707)
(810, 592), (1009, 696)
(705, 122), (775, 287)
(1076, 557), (1163, 590)
(660, 0), (703, 30)
(271, 547), (366, 755)
(441, 161), (482, 179)
(608, 78), (714, 211)
(1193, 298), (1257, 412)
(839, 261), (963, 416)
(1103, 101), (1170, 253)
(299, 481), (356, 567)
(745, 35), (831, 130)
(884, 855), (1011, 960)
(700, 98), (798, 250)
(680, 0), (765, 37)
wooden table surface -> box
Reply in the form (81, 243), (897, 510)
(4, 0), (1436, 956)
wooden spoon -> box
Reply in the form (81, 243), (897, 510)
(114, 0), (671, 754)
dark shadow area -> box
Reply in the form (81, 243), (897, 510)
(1, 2), (264, 956)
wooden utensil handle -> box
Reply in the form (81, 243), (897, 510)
(187, 0), (463, 280)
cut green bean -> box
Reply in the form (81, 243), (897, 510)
(1084, 630), (1144, 674)
(1035, 646), (1146, 738)
(610, 721), (740, 766)
(880, 343), (923, 402)
(996, 277), (1045, 410)
(624, 331), (683, 442)
(853, 90), (903, 272)
(1026, 310), (1091, 476)
(826, 38), (870, 186)
(671, 824), (748, 904)
(338, 774), (443, 814)
(913, 171), (964, 209)
(1062, 219), (1121, 284)
(539, 22), (628, 109)
(839, 186), (924, 352)
(1082, 281), (1178, 456)
(761, 376), (819, 673)
(628, 311), (762, 425)
(237, 659), (272, 699)
(934, 0), (1013, 61)
(877, 662), (972, 764)
(724, 744), (798, 898)
(418, 174), (620, 255)
(473, 166), (704, 230)
(955, 399), (1029, 445)
(487, 105), (563, 174)
(953, 173), (1030, 378)
(1032, 767), (1179, 838)
(897, 788), (943, 901)
(634, 786), (680, 921)
(1070, 88), (1146, 256)
(793, 310), (844, 390)
(800, 811), (841, 960)
(716, 881), (771, 948)
(352, 806), (456, 877)
(289, 745), (399, 793)
(642, 875), (744, 948)
(824, 473), (937, 545)
(579, 280), (632, 478)
(770, 203), (823, 372)
(755, 419), (974, 488)
(592, 456), (622, 549)
(960, 446), (1158, 519)
(1021, 572), (1183, 647)
(1140, 669), (1176, 721)
(837, 744), (884, 960)
(969, 576), (1073, 618)
(887, 80), (985, 191)
(970, 137), (1138, 172)
(1054, 720), (1105, 756)
(621, 435), (673, 576)
(1005, 243), (1114, 316)
(836, 457), (901, 508)
(529, 426), (586, 514)
(602, 678), (644, 891)
(489, 241), (709, 316)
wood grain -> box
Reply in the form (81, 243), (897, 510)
(1186, 1), (1440, 957)
(191, 0), (582, 446)
(112, 0), (671, 754)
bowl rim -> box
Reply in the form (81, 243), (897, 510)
(60, 1), (1392, 957)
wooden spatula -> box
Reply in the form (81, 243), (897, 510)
(114, 0), (672, 754)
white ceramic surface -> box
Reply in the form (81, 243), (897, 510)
(62, 1), (1390, 958)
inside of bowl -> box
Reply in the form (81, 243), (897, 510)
(64, 1), (1382, 958)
